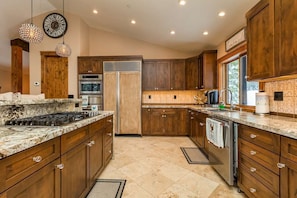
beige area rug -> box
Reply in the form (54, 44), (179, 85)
(86, 179), (126, 198)
(180, 147), (209, 164)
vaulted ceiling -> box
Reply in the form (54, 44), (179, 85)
(0, 0), (259, 67)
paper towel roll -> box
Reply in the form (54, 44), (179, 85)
(255, 92), (269, 114)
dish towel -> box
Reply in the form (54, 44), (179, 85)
(206, 118), (224, 148)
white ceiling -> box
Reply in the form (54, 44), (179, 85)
(0, 0), (259, 67)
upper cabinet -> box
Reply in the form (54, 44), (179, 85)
(142, 59), (184, 91)
(78, 57), (103, 74)
(185, 50), (217, 90)
(246, 0), (297, 80)
(246, 0), (275, 80)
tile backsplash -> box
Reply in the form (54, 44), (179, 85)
(142, 90), (207, 104)
(264, 79), (297, 115)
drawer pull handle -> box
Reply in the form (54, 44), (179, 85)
(107, 133), (112, 136)
(32, 156), (42, 163)
(109, 150), (112, 154)
(107, 119), (112, 123)
(162, 115), (167, 118)
(90, 140), (95, 145)
(191, 117), (194, 120)
(250, 150), (257, 155)
(148, 109), (151, 112)
(87, 142), (93, 147)
(250, 167), (257, 172)
(277, 163), (286, 169)
(250, 134), (257, 139)
(199, 122), (205, 126)
(249, 188), (256, 193)
(56, 164), (64, 170)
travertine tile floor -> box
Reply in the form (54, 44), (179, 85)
(97, 136), (246, 198)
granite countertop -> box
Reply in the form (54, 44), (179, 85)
(143, 104), (297, 140)
(0, 111), (113, 159)
(0, 98), (82, 106)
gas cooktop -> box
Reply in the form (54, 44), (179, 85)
(5, 111), (100, 126)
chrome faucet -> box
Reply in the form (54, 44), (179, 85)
(220, 89), (234, 110)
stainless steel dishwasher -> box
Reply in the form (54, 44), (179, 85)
(206, 117), (238, 186)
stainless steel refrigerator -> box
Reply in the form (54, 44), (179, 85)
(103, 61), (142, 135)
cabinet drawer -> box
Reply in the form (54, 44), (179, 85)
(89, 118), (105, 137)
(238, 124), (280, 154)
(239, 138), (279, 174)
(0, 138), (60, 193)
(238, 168), (278, 198)
(104, 125), (113, 145)
(281, 136), (297, 163)
(104, 141), (113, 165)
(105, 116), (113, 127)
(239, 154), (279, 195)
(61, 126), (89, 154)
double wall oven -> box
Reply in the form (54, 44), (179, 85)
(79, 74), (103, 110)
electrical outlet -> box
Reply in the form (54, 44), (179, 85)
(148, 95), (151, 99)
(274, 92), (283, 101)
(173, 95), (177, 99)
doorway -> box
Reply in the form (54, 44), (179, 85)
(41, 52), (68, 98)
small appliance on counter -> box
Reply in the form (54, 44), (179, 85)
(205, 89), (219, 105)
(255, 92), (269, 115)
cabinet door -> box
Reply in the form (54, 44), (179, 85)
(142, 61), (157, 90)
(89, 132), (104, 184)
(280, 157), (297, 198)
(150, 110), (164, 135)
(201, 52), (217, 89)
(277, 0), (297, 76)
(170, 60), (185, 90)
(196, 113), (206, 149)
(177, 109), (187, 136)
(185, 57), (199, 90)
(78, 57), (102, 74)
(156, 61), (170, 90)
(3, 159), (61, 198)
(246, 0), (275, 80)
(61, 142), (89, 198)
(142, 108), (151, 135)
(163, 110), (177, 135)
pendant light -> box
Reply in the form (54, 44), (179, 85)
(19, 0), (44, 43)
(55, 0), (71, 57)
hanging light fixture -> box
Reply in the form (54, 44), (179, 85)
(55, 0), (71, 57)
(19, 0), (44, 43)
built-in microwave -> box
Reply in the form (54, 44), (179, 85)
(78, 74), (103, 95)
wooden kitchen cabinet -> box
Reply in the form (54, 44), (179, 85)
(104, 116), (113, 165)
(246, 0), (297, 80)
(142, 108), (187, 136)
(78, 57), (103, 74)
(0, 137), (61, 193)
(246, 0), (275, 80)
(1, 159), (61, 198)
(170, 59), (185, 90)
(142, 60), (170, 91)
(185, 51), (217, 90)
(279, 136), (297, 198)
(188, 110), (207, 156)
(238, 124), (280, 198)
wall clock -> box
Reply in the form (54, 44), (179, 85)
(43, 13), (68, 38)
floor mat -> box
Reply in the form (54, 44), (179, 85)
(180, 147), (209, 164)
(86, 179), (126, 198)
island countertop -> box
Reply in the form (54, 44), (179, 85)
(0, 111), (113, 159)
(142, 104), (297, 140)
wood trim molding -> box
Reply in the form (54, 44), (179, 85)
(217, 43), (247, 64)
(10, 39), (29, 52)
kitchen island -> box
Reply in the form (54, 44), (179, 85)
(0, 99), (114, 198)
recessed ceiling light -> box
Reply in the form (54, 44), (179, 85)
(218, 11), (225, 17)
(131, 20), (136, 24)
(170, 30), (175, 35)
(93, 9), (98, 14)
(203, 31), (208, 35)
(179, 0), (186, 6)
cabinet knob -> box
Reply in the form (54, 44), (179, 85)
(195, 86), (198, 89)
(250, 167), (257, 172)
(32, 156), (42, 163)
(249, 188), (256, 193)
(56, 164), (64, 170)
(87, 70), (92, 73)
(148, 109), (151, 112)
(107, 119), (112, 123)
(199, 122), (205, 126)
(201, 85), (204, 88)
(250, 150), (257, 155)
(250, 134), (257, 139)
(245, 76), (249, 79)
(91, 140), (95, 145)
(109, 150), (112, 154)
(107, 133), (112, 136)
(162, 114), (167, 118)
(191, 117), (194, 120)
(87, 142), (93, 147)
(277, 163), (286, 169)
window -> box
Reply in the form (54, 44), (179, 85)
(225, 54), (258, 106)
